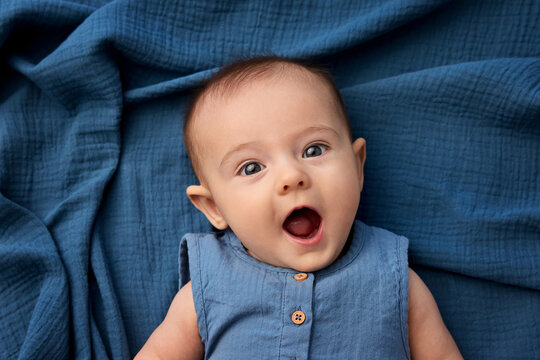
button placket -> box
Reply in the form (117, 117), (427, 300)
(279, 272), (314, 360)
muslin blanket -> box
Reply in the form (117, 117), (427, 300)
(1, 0), (538, 358)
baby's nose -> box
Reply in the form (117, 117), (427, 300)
(277, 166), (310, 195)
(282, 180), (304, 192)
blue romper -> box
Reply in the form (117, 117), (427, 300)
(179, 220), (410, 359)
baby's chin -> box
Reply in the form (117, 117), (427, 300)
(288, 258), (335, 273)
(248, 249), (339, 273)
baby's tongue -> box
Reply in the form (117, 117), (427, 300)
(283, 208), (320, 238)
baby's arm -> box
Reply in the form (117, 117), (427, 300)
(135, 282), (203, 360)
(408, 269), (462, 360)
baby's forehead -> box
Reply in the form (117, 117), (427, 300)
(197, 70), (337, 119)
(196, 81), (337, 140)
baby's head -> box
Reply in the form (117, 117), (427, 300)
(184, 56), (366, 272)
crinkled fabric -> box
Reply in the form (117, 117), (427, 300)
(0, 0), (538, 358)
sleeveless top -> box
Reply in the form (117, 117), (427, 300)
(179, 220), (410, 360)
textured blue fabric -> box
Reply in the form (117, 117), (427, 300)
(0, 0), (539, 358)
(179, 221), (410, 359)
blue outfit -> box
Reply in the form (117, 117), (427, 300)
(179, 220), (410, 359)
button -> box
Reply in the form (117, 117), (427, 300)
(291, 310), (306, 325)
(294, 273), (308, 281)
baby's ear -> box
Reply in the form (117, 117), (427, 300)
(186, 185), (228, 230)
(352, 137), (367, 185)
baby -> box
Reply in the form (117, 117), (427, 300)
(136, 57), (462, 359)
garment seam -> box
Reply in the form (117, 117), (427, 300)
(397, 235), (411, 359)
(278, 272), (286, 359)
(195, 235), (209, 346)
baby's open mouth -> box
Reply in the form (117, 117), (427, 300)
(283, 207), (321, 239)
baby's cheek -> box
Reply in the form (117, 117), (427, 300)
(337, 166), (362, 196)
(335, 175), (361, 214)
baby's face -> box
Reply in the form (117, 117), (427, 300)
(189, 75), (366, 272)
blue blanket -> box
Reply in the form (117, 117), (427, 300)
(1, 0), (538, 358)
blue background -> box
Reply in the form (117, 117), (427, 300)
(1, 0), (539, 358)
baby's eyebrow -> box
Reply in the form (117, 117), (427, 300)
(304, 126), (340, 138)
(219, 141), (258, 169)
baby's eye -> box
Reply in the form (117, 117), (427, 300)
(303, 144), (327, 158)
(240, 162), (264, 176)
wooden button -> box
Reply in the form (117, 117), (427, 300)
(291, 310), (306, 325)
(294, 273), (308, 281)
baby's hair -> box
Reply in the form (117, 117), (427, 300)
(184, 55), (352, 182)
